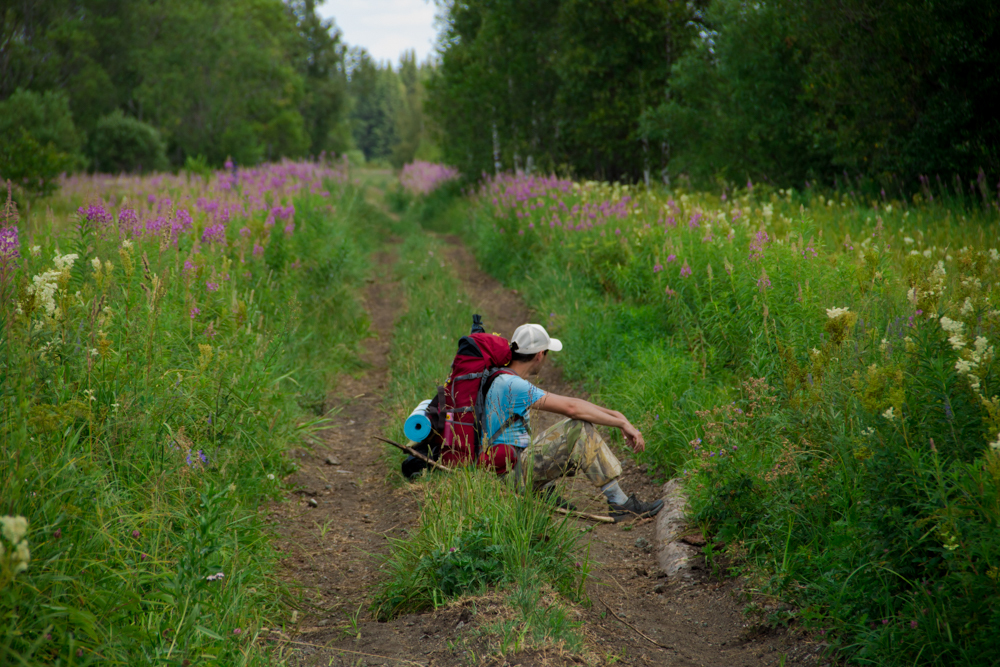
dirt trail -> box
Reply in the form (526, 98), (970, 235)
(267, 236), (827, 666)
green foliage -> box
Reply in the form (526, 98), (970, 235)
(87, 110), (168, 174)
(0, 89), (83, 197)
(347, 48), (435, 166)
(462, 173), (1000, 664)
(0, 164), (393, 664)
(646, 0), (1000, 188)
(428, 0), (700, 181)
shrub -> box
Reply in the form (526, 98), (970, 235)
(88, 110), (168, 174)
(0, 89), (83, 197)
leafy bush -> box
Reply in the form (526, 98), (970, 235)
(461, 173), (1000, 664)
(88, 110), (168, 174)
(0, 89), (83, 197)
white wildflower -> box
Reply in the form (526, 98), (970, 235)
(0, 516), (28, 544)
(949, 335), (967, 350)
(990, 249), (999, 262)
(882, 406), (896, 421)
(826, 307), (850, 319)
(955, 358), (977, 374)
(27, 270), (61, 317)
(885, 205), (893, 213)
(909, 250), (921, 256)
(939, 317), (964, 335)
(121, 239), (133, 251)
(52, 253), (78, 271)
(990, 434), (1000, 451)
(267, 473), (275, 481)
(923, 249), (932, 258)
(811, 347), (821, 356)
(903, 237), (914, 245)
(29, 245), (41, 257)
(13, 541), (30, 573)
(880, 338), (888, 352)
(975, 336), (990, 356)
(960, 298), (975, 317)
(90, 257), (101, 271)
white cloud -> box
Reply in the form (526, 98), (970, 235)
(318, 0), (438, 65)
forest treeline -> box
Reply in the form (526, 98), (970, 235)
(428, 0), (1000, 189)
(4, 0), (998, 196)
(0, 0), (433, 197)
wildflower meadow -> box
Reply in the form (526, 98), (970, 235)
(459, 174), (1000, 664)
(0, 159), (395, 664)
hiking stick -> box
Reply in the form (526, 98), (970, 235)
(553, 507), (615, 523)
(374, 436), (454, 473)
(376, 436), (615, 522)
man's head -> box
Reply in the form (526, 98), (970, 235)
(509, 324), (562, 375)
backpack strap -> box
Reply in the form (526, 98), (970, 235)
(475, 367), (526, 452)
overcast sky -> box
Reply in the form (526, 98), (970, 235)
(317, 0), (439, 66)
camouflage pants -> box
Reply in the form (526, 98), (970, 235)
(513, 419), (622, 492)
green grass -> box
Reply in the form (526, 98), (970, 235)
(457, 176), (1000, 665)
(0, 167), (399, 665)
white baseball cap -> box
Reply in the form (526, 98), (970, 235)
(511, 323), (563, 355)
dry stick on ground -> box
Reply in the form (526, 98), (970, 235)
(599, 597), (674, 651)
(373, 436), (615, 522)
(374, 436), (454, 473)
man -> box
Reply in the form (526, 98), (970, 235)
(481, 323), (664, 522)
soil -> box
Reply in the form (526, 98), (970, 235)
(264, 235), (832, 666)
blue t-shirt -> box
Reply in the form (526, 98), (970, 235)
(483, 374), (546, 447)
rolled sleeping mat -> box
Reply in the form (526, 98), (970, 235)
(403, 399), (433, 442)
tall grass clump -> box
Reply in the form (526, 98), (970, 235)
(0, 160), (393, 665)
(373, 222), (587, 653)
(463, 173), (1000, 664)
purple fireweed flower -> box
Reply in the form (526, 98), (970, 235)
(253, 243), (264, 257)
(174, 209), (193, 233)
(184, 259), (195, 273)
(206, 281), (219, 292)
(132, 529), (141, 539)
(0, 224), (18, 262)
(665, 216), (676, 228)
(190, 307), (200, 319)
(749, 230), (771, 261)
(664, 286), (677, 298)
(653, 263), (664, 273)
(198, 450), (207, 464)
(688, 213), (702, 229)
(615, 228), (621, 235)
(283, 222), (295, 235)
(757, 270), (772, 291)
(140, 553), (148, 561)
(680, 261), (692, 278)
(233, 628), (241, 636)
(117, 208), (141, 237)
(202, 223), (226, 244)
(224, 157), (234, 170)
(910, 620), (918, 629)
(665, 254), (677, 263)
(78, 203), (114, 230)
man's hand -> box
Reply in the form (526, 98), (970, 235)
(621, 420), (645, 453)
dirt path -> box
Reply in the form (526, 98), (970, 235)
(266, 236), (826, 666)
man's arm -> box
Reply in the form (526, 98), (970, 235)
(532, 392), (645, 452)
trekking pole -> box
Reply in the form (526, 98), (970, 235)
(374, 436), (454, 474)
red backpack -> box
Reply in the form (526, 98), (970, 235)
(438, 329), (512, 466)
